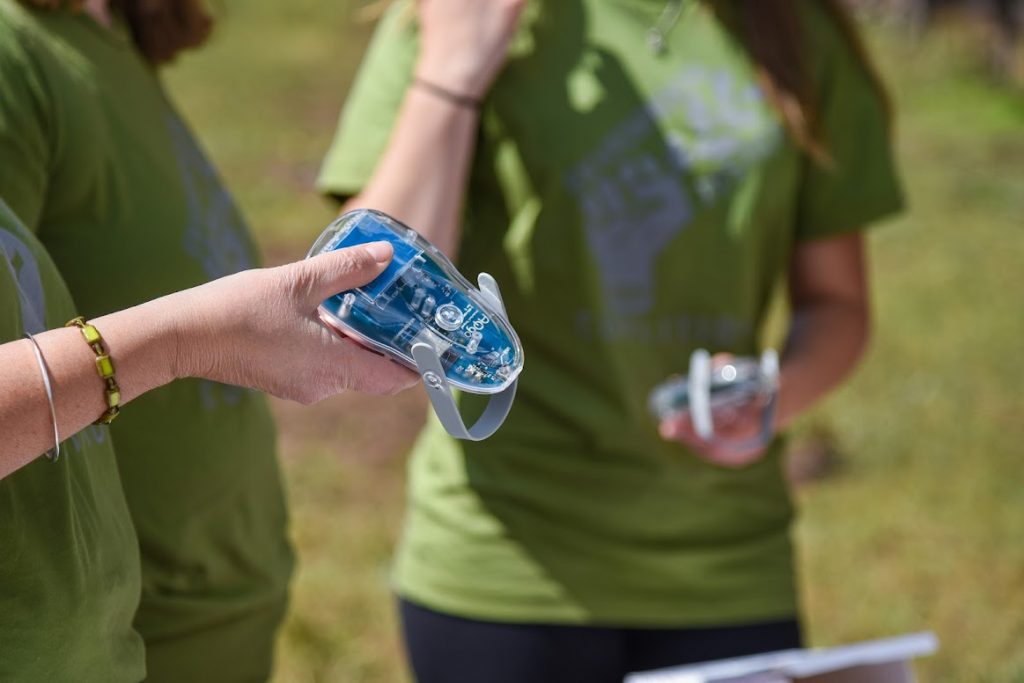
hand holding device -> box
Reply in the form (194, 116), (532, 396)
(652, 349), (779, 467)
(171, 241), (420, 403)
(308, 209), (523, 440)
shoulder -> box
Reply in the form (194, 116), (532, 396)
(796, 0), (890, 112)
(797, 0), (875, 77)
(0, 0), (55, 60)
(0, 1), (38, 63)
(0, 1), (65, 99)
(797, 0), (854, 50)
(0, 2), (95, 81)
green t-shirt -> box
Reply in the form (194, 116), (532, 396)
(0, 3), (293, 677)
(0, 200), (145, 681)
(320, 0), (903, 626)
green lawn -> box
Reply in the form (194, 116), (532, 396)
(165, 5), (1024, 681)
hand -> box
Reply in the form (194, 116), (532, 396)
(416, 0), (527, 98)
(658, 354), (776, 468)
(174, 242), (419, 404)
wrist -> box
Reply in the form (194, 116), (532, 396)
(773, 370), (806, 433)
(411, 76), (483, 111)
(414, 55), (490, 101)
(160, 287), (226, 383)
(166, 270), (271, 385)
(88, 295), (184, 405)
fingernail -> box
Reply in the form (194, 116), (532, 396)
(364, 241), (393, 265)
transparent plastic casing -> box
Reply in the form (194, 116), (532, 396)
(649, 356), (768, 420)
(307, 210), (524, 395)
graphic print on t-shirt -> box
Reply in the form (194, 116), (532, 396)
(167, 114), (254, 281)
(166, 114), (257, 409)
(565, 66), (780, 339)
(0, 224), (107, 453)
(0, 226), (45, 335)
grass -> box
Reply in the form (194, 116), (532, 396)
(794, 24), (1024, 682)
(164, 5), (1024, 681)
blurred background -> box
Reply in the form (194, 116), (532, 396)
(164, 1), (1024, 680)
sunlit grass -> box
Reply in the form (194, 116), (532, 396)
(165, 5), (1024, 681)
(794, 22), (1024, 683)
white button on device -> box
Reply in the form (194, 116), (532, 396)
(434, 302), (465, 331)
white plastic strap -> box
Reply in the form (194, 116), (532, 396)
(758, 348), (780, 443)
(411, 273), (518, 441)
(688, 348), (779, 450)
(688, 348), (714, 441)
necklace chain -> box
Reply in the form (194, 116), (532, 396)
(648, 0), (686, 55)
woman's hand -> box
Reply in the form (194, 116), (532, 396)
(660, 401), (774, 468)
(660, 231), (872, 469)
(173, 242), (418, 404)
(2, 242), (418, 477)
(416, 0), (527, 98)
(658, 353), (775, 468)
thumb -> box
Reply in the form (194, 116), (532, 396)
(298, 241), (394, 305)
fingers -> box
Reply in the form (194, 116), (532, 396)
(296, 242), (394, 305)
(659, 414), (700, 446)
(699, 443), (769, 469)
(324, 337), (419, 398)
(659, 410), (769, 468)
(711, 352), (735, 369)
(345, 348), (420, 396)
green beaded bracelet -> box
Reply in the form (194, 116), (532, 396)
(66, 316), (121, 425)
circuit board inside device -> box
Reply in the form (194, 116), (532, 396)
(315, 212), (522, 394)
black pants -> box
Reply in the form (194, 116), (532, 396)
(400, 598), (802, 683)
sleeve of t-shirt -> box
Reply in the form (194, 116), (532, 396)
(794, 5), (905, 241)
(0, 202), (26, 336)
(316, 1), (419, 202)
(0, 17), (53, 230)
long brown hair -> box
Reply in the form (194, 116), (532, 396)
(717, 0), (893, 165)
(20, 0), (212, 64)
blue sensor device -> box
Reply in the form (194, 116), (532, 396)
(308, 209), (523, 440)
(649, 349), (779, 451)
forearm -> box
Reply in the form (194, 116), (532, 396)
(658, 231), (870, 466)
(773, 230), (872, 431)
(0, 297), (179, 478)
(344, 85), (479, 257)
(1, 244), (416, 480)
(776, 298), (870, 429)
(342, 0), (526, 257)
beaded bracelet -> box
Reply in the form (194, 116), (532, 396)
(66, 316), (121, 425)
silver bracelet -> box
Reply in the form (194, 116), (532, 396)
(24, 333), (61, 462)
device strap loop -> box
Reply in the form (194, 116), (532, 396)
(688, 348), (779, 451)
(410, 272), (518, 441)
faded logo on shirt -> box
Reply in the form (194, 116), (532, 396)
(167, 114), (255, 409)
(0, 226), (46, 335)
(565, 66), (780, 344)
(167, 114), (255, 281)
